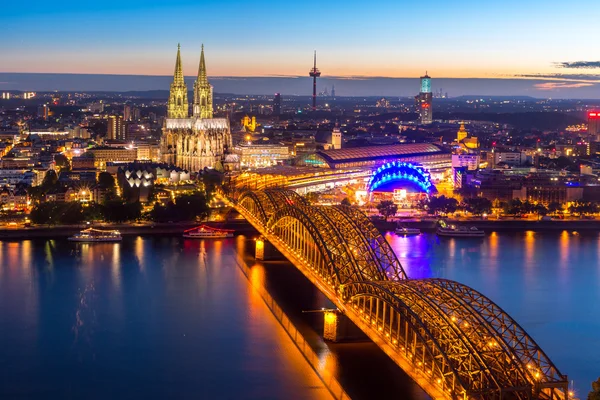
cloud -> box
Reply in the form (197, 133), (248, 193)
(534, 82), (595, 90)
(515, 73), (600, 82)
(554, 61), (600, 69)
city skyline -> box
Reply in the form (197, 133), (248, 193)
(2, 0), (600, 86)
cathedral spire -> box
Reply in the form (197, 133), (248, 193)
(174, 43), (184, 85)
(193, 44), (213, 119)
(197, 44), (208, 85)
(167, 43), (189, 119)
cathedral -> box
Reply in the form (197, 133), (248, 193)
(161, 44), (232, 172)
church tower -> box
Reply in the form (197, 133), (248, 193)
(193, 45), (214, 119)
(167, 44), (189, 119)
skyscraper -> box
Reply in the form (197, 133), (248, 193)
(589, 111), (600, 141)
(107, 115), (125, 141)
(416, 72), (433, 125)
(331, 85), (336, 98)
(124, 105), (132, 121)
(273, 93), (281, 116)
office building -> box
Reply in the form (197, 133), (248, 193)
(273, 93), (281, 116)
(107, 115), (125, 141)
(415, 73), (433, 124)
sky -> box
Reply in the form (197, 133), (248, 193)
(1, 0), (600, 96)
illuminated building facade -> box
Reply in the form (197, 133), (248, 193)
(273, 93), (281, 116)
(232, 143), (291, 169)
(415, 73), (433, 124)
(457, 122), (468, 142)
(107, 115), (125, 141)
(161, 44), (232, 172)
(589, 111), (600, 141)
(241, 115), (257, 132)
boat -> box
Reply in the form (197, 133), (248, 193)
(436, 220), (485, 238)
(68, 228), (122, 242)
(183, 224), (234, 239)
(395, 224), (421, 236)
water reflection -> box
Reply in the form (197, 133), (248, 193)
(0, 237), (335, 399)
(385, 230), (600, 394)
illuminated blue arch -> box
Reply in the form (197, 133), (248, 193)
(368, 161), (435, 194)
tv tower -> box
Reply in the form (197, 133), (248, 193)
(308, 51), (321, 111)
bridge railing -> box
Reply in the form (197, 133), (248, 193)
(234, 254), (350, 400)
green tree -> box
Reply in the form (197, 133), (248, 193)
(376, 200), (398, 221)
(41, 170), (58, 190)
(548, 202), (562, 215)
(464, 198), (492, 216)
(533, 203), (548, 218)
(54, 154), (71, 172)
(97, 172), (117, 202)
(427, 195), (459, 215)
(174, 192), (210, 221)
(102, 200), (142, 223)
(588, 377), (600, 400)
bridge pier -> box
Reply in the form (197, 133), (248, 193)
(255, 236), (281, 260)
(323, 310), (367, 342)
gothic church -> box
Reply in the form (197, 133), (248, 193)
(161, 44), (232, 172)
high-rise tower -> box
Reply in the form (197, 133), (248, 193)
(273, 93), (281, 116)
(308, 51), (321, 111)
(415, 72), (433, 125)
(167, 44), (189, 119)
(193, 44), (213, 119)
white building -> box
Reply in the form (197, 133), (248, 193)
(452, 154), (480, 171)
(233, 143), (291, 169)
(494, 151), (528, 166)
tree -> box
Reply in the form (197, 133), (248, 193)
(340, 197), (351, 206)
(376, 200), (398, 221)
(97, 172), (117, 202)
(427, 195), (459, 215)
(588, 377), (600, 400)
(149, 192), (209, 222)
(98, 172), (116, 189)
(102, 200), (142, 223)
(30, 201), (85, 225)
(533, 203), (548, 218)
(54, 154), (71, 172)
(548, 202), (562, 215)
(464, 198), (492, 216)
(41, 170), (58, 189)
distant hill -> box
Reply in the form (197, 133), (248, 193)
(434, 112), (584, 130)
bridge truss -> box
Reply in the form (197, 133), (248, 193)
(236, 188), (568, 400)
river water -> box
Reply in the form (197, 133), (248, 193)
(0, 231), (598, 399)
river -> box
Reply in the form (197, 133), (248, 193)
(0, 231), (598, 399)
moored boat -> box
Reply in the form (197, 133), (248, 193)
(436, 220), (485, 238)
(183, 225), (234, 239)
(68, 228), (122, 242)
(395, 225), (421, 236)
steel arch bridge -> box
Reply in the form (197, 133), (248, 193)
(234, 188), (568, 400)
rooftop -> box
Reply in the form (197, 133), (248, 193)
(317, 143), (444, 163)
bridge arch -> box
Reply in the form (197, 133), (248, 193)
(368, 161), (434, 193)
(234, 188), (568, 400)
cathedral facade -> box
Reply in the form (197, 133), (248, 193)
(161, 44), (232, 172)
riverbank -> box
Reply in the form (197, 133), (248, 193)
(374, 218), (600, 232)
(2, 217), (599, 240)
(0, 220), (259, 240)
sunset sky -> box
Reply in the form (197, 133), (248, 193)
(2, 0), (600, 80)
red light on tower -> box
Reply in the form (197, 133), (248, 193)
(590, 112), (598, 118)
